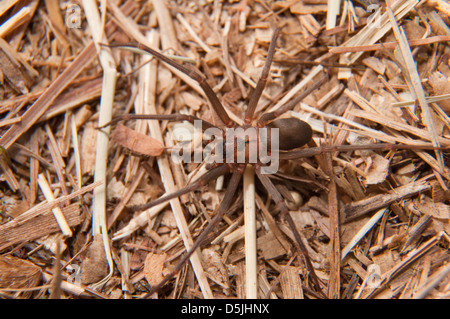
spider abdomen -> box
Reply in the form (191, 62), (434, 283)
(266, 118), (312, 150)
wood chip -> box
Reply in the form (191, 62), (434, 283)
(342, 180), (432, 222)
(416, 201), (450, 220)
(0, 203), (82, 251)
(280, 266), (304, 299)
(362, 56), (386, 75)
(180, 91), (203, 111)
(143, 251), (169, 287)
(80, 121), (97, 176)
(257, 232), (287, 260)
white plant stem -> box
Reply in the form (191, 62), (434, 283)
(37, 173), (72, 237)
(244, 165), (257, 298)
(81, 0), (117, 288)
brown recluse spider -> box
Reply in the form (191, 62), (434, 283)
(102, 28), (440, 298)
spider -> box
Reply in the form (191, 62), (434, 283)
(103, 28), (440, 298)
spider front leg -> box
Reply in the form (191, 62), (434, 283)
(255, 169), (325, 297)
(257, 75), (328, 127)
(131, 164), (231, 212)
(244, 28), (280, 124)
(278, 142), (442, 161)
(145, 169), (243, 297)
(106, 43), (235, 128)
(98, 113), (218, 131)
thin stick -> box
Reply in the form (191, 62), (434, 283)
(278, 142), (439, 161)
(337, 0), (419, 66)
(70, 115), (82, 189)
(130, 165), (230, 212)
(412, 264), (450, 299)
(341, 208), (387, 260)
(391, 93), (450, 108)
(100, 113), (218, 131)
(81, 0), (117, 289)
(118, 42), (234, 127)
(176, 12), (211, 53)
(365, 232), (450, 298)
(323, 152), (340, 299)
(329, 35), (450, 54)
(37, 173), (72, 237)
(258, 75), (327, 126)
(0, 6), (30, 37)
(111, 201), (169, 241)
(243, 165), (257, 298)
(326, 0), (341, 30)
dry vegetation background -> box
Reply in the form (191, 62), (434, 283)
(0, 0), (449, 299)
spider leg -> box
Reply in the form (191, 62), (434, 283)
(244, 28), (280, 124)
(145, 169), (243, 297)
(278, 143), (441, 161)
(98, 113), (218, 131)
(257, 75), (328, 127)
(130, 164), (231, 212)
(255, 168), (325, 297)
(106, 43), (235, 128)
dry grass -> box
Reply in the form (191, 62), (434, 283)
(0, 0), (449, 299)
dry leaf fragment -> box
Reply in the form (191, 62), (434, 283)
(364, 153), (390, 185)
(255, 28), (273, 44)
(371, 249), (398, 275)
(416, 201), (450, 220)
(298, 14), (322, 37)
(428, 72), (450, 112)
(400, 214), (432, 254)
(202, 248), (230, 290)
(111, 123), (164, 157)
(342, 181), (431, 222)
(80, 235), (109, 285)
(0, 47), (32, 93)
(160, 209), (178, 229)
(106, 176), (125, 201)
(0, 195), (29, 218)
(0, 255), (42, 297)
(0, 203), (83, 251)
(144, 252), (169, 287)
